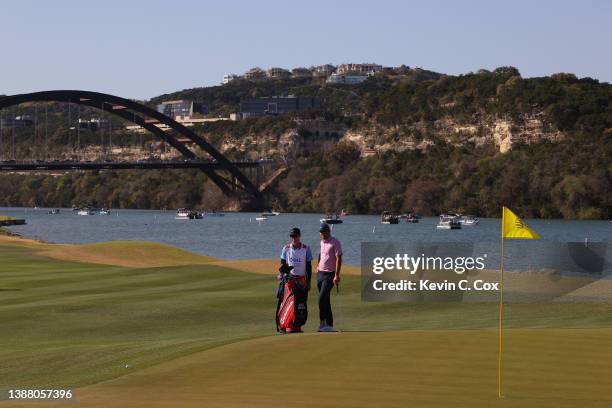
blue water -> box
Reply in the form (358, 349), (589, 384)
(1, 207), (610, 265)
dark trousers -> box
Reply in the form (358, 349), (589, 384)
(317, 271), (335, 327)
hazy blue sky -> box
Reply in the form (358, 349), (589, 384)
(1, 0), (611, 99)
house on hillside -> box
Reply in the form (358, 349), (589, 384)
(236, 96), (322, 119)
(157, 100), (209, 119)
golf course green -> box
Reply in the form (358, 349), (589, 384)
(1, 235), (611, 407)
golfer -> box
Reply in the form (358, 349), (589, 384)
(317, 223), (342, 332)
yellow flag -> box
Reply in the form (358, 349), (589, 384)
(502, 206), (540, 239)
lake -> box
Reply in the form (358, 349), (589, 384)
(1, 207), (610, 265)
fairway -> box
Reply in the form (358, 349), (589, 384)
(1, 238), (611, 407)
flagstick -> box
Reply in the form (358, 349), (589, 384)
(498, 212), (506, 398)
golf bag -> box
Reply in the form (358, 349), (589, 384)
(275, 264), (308, 333)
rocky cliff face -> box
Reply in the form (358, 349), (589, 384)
(486, 113), (564, 153)
(340, 113), (564, 155)
(214, 113), (564, 158)
(218, 119), (346, 159)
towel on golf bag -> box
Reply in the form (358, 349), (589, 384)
(276, 264), (308, 332)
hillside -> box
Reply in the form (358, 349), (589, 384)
(0, 66), (610, 218)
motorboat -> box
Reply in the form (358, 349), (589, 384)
(77, 208), (94, 216)
(405, 213), (419, 223)
(175, 208), (202, 220)
(381, 211), (400, 224)
(255, 215), (268, 221)
(436, 214), (462, 230)
(261, 211), (280, 217)
(47, 209), (61, 215)
(176, 208), (191, 220)
(459, 215), (479, 226)
(320, 213), (343, 224)
(98, 208), (111, 216)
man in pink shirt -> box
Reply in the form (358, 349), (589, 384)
(317, 223), (342, 332)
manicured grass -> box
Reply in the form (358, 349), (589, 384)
(60, 328), (612, 408)
(0, 241), (611, 407)
(39, 240), (217, 267)
(0, 244), (271, 389)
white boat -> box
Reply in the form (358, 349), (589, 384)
(175, 208), (191, 220)
(321, 214), (343, 224)
(255, 216), (268, 221)
(77, 208), (94, 216)
(381, 212), (399, 224)
(402, 213), (419, 223)
(459, 215), (479, 226)
(176, 208), (201, 220)
(405, 215), (419, 223)
(436, 214), (462, 230)
(98, 208), (111, 216)
(261, 211), (280, 217)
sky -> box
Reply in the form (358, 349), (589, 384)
(1, 0), (611, 99)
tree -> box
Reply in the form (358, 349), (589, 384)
(403, 178), (445, 215)
(494, 66), (521, 77)
(367, 177), (403, 213)
(323, 141), (361, 173)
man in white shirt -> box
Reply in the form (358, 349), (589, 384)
(280, 227), (313, 287)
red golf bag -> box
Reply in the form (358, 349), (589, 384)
(276, 265), (308, 333)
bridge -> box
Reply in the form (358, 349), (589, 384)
(0, 159), (266, 171)
(0, 90), (268, 207)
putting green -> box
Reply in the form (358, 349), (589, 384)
(5, 329), (612, 408)
(1, 239), (611, 407)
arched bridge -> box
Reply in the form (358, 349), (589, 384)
(0, 90), (263, 203)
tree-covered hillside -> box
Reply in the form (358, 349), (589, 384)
(0, 66), (610, 218)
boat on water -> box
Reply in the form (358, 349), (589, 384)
(436, 214), (462, 230)
(175, 209), (191, 220)
(47, 209), (61, 215)
(405, 214), (419, 223)
(255, 215), (268, 221)
(175, 208), (202, 220)
(261, 211), (280, 217)
(459, 215), (479, 226)
(98, 208), (111, 216)
(381, 211), (400, 224)
(77, 208), (95, 216)
(320, 213), (343, 224)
